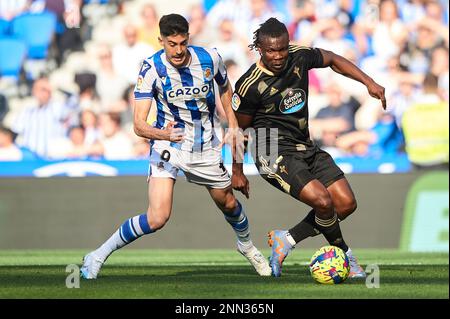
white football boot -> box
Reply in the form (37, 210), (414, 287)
(346, 248), (366, 278)
(80, 251), (104, 279)
(237, 242), (272, 276)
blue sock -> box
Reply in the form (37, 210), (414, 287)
(222, 201), (251, 245)
(96, 213), (153, 261)
(119, 213), (153, 244)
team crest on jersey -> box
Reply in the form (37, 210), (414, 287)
(136, 75), (144, 90)
(279, 88), (306, 114)
(204, 68), (213, 81)
(232, 93), (241, 111)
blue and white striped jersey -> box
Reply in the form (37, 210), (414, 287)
(134, 46), (228, 152)
(12, 101), (68, 158)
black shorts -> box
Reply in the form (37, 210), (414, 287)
(254, 148), (344, 199)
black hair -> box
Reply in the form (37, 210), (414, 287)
(0, 125), (17, 141)
(68, 125), (85, 134)
(159, 14), (189, 37)
(249, 18), (288, 51)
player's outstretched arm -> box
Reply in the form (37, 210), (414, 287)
(218, 82), (250, 198)
(219, 81), (239, 129)
(319, 48), (387, 110)
(231, 112), (254, 199)
(133, 99), (184, 142)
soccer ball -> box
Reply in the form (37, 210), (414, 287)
(309, 245), (350, 284)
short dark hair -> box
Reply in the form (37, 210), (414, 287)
(249, 18), (288, 51)
(423, 72), (439, 92)
(0, 125), (17, 141)
(159, 14), (189, 37)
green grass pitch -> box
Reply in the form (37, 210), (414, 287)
(0, 249), (448, 299)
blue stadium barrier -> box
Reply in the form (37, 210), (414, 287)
(0, 153), (412, 177)
(12, 11), (56, 59)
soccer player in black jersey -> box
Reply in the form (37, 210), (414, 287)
(231, 18), (386, 278)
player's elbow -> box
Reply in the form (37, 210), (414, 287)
(133, 122), (145, 138)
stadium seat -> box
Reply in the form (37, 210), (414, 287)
(0, 37), (27, 79)
(11, 12), (57, 59)
(0, 19), (10, 35)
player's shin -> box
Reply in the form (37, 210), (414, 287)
(222, 200), (252, 249)
(314, 212), (349, 252)
(287, 209), (321, 245)
(95, 213), (154, 261)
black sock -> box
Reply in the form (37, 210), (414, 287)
(288, 210), (321, 244)
(314, 213), (349, 252)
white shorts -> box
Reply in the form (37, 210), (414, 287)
(148, 140), (231, 189)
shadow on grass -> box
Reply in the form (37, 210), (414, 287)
(0, 264), (447, 288)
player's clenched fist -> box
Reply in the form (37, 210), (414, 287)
(165, 121), (185, 142)
(232, 173), (250, 199)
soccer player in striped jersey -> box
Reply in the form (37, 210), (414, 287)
(231, 18), (386, 278)
(81, 14), (271, 279)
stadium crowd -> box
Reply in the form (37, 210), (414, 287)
(0, 0), (448, 170)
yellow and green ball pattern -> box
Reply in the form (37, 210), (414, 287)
(309, 245), (350, 284)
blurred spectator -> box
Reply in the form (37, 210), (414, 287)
(0, 0), (30, 21)
(390, 79), (420, 130)
(137, 3), (160, 51)
(116, 84), (136, 139)
(0, 125), (22, 161)
(351, 0), (380, 57)
(288, 0), (316, 42)
(95, 44), (129, 111)
(238, 0), (286, 44)
(67, 72), (101, 114)
(89, 112), (134, 160)
(224, 59), (243, 88)
(211, 19), (251, 70)
(310, 82), (357, 150)
(354, 0), (408, 62)
(206, 0), (248, 28)
(47, 125), (88, 159)
(371, 0), (408, 59)
(41, 0), (84, 65)
(80, 109), (100, 146)
(399, 0), (426, 26)
(315, 0), (353, 24)
(0, 94), (8, 123)
(12, 76), (70, 158)
(400, 1), (447, 75)
(0, 0), (447, 166)
(362, 54), (413, 102)
(112, 23), (155, 84)
(421, 0), (449, 45)
(430, 46), (449, 101)
(133, 137), (150, 159)
(311, 17), (356, 56)
(188, 3), (217, 47)
(401, 73), (449, 169)
(335, 111), (403, 158)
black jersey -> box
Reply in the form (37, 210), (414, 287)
(233, 45), (324, 155)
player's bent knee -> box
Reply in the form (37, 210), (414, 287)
(313, 196), (333, 215)
(146, 210), (170, 231)
(222, 196), (238, 214)
(338, 198), (357, 220)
